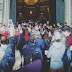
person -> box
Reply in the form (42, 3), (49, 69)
(14, 27), (25, 67)
(45, 32), (65, 72)
(43, 33), (51, 50)
(35, 31), (45, 49)
(63, 28), (72, 72)
(24, 26), (29, 44)
(2, 25), (7, 36)
(35, 31), (45, 62)
(0, 36), (15, 72)
(0, 36), (8, 62)
(22, 34), (42, 65)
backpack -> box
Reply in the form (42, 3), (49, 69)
(62, 47), (71, 64)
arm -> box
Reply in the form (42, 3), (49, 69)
(45, 45), (52, 58)
(0, 37), (15, 72)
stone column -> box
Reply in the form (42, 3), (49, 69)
(10, 0), (16, 25)
(71, 0), (72, 26)
(56, 0), (64, 23)
(3, 0), (10, 26)
(0, 0), (3, 23)
(64, 0), (71, 26)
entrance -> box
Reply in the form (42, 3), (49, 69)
(16, 0), (49, 24)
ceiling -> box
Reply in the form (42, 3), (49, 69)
(24, 0), (38, 5)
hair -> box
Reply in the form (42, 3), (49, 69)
(1, 36), (7, 44)
(65, 28), (71, 32)
(29, 34), (36, 43)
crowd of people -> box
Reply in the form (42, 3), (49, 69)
(0, 20), (72, 72)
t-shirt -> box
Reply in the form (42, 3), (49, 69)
(2, 30), (7, 36)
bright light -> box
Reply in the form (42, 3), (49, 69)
(19, 13), (22, 15)
(41, 13), (43, 14)
(30, 11), (32, 14)
(25, 0), (38, 5)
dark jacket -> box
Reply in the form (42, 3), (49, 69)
(14, 28), (25, 52)
(35, 37), (45, 49)
(44, 38), (50, 50)
(0, 37), (15, 72)
(22, 42), (42, 62)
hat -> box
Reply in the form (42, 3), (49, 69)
(54, 32), (61, 40)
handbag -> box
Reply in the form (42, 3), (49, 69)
(62, 48), (69, 64)
(13, 50), (21, 70)
(15, 35), (20, 50)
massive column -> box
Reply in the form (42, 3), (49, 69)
(10, 0), (16, 25)
(49, 0), (56, 25)
(0, 0), (3, 23)
(64, 0), (72, 26)
(3, 0), (10, 25)
(71, 0), (72, 26)
(56, 0), (64, 23)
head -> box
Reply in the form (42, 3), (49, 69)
(18, 24), (21, 29)
(54, 32), (61, 42)
(39, 34), (43, 39)
(15, 28), (20, 34)
(43, 33), (49, 39)
(57, 23), (60, 27)
(24, 25), (27, 30)
(1, 36), (7, 44)
(63, 27), (71, 37)
(35, 31), (40, 37)
(54, 27), (59, 34)
(32, 29), (35, 34)
(3, 25), (6, 30)
(29, 34), (36, 43)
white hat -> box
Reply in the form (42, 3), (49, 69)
(54, 32), (61, 40)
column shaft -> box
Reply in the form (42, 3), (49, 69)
(3, 0), (10, 25)
(65, 0), (71, 26)
(10, 0), (16, 25)
(0, 0), (3, 23)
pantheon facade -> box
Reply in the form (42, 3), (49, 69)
(0, 0), (72, 26)
(0, 0), (16, 25)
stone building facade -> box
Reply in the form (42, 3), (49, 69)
(0, 0), (72, 26)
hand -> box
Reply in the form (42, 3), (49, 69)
(45, 50), (48, 55)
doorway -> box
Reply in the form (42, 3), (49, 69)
(16, 0), (49, 24)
